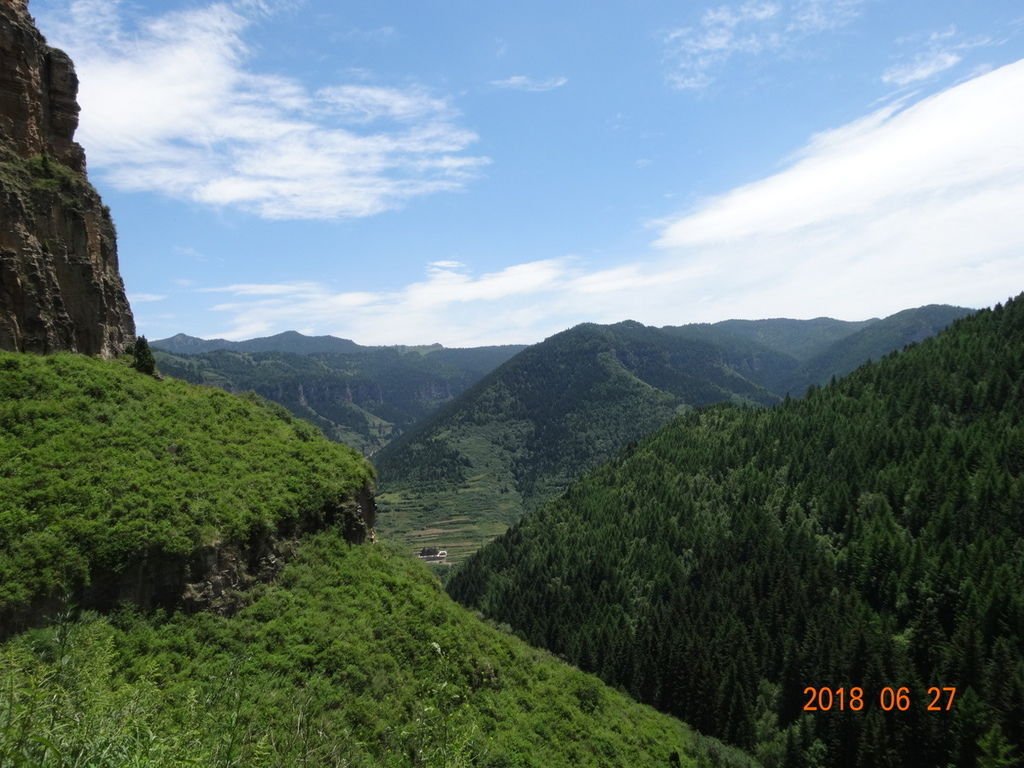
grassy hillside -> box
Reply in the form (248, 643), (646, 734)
(450, 296), (1024, 767)
(0, 352), (373, 630)
(0, 532), (758, 767)
(0, 350), (759, 766)
(154, 344), (526, 455)
(375, 321), (780, 563)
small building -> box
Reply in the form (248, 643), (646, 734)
(416, 546), (448, 562)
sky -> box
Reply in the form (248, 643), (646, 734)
(31, 0), (1024, 346)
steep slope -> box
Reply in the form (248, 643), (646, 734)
(376, 309), (971, 563)
(154, 342), (526, 454)
(0, 1), (134, 355)
(0, 357), (755, 768)
(779, 304), (974, 394)
(450, 295), (1024, 767)
(375, 321), (779, 561)
(0, 532), (758, 767)
(0, 351), (374, 636)
(678, 316), (876, 361)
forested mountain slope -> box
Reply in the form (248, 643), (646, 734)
(377, 306), (974, 563)
(450, 296), (1023, 768)
(777, 304), (974, 394)
(668, 316), (876, 362)
(153, 343), (525, 454)
(375, 320), (781, 561)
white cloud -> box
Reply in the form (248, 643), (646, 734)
(37, 1), (486, 220)
(195, 61), (1024, 344)
(663, 0), (862, 89)
(882, 51), (961, 85)
(128, 292), (167, 303)
(882, 26), (994, 86)
(490, 75), (569, 92)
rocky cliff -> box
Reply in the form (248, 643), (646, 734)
(0, 0), (134, 356)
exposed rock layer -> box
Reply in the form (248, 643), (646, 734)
(0, 0), (134, 356)
(0, 481), (378, 639)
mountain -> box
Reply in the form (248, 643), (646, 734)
(375, 320), (784, 561)
(153, 342), (527, 454)
(375, 307), (973, 562)
(0, 7), (757, 765)
(672, 316), (877, 362)
(777, 304), (974, 393)
(0, 0), (134, 355)
(153, 331), (364, 356)
(450, 295), (1024, 767)
(0, 351), (760, 767)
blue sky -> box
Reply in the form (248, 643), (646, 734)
(32, 0), (1024, 345)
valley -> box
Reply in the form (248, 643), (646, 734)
(2, 0), (1021, 765)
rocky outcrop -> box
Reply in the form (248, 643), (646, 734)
(0, 0), (134, 356)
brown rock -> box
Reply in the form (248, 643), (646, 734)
(0, 0), (134, 356)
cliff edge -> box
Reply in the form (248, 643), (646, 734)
(0, 0), (134, 356)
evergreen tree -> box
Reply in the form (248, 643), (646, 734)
(132, 335), (156, 375)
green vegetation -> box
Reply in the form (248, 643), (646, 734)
(0, 351), (372, 627)
(0, 532), (759, 767)
(153, 342), (525, 455)
(131, 336), (156, 375)
(0, 146), (92, 215)
(450, 296), (1023, 767)
(378, 308), (970, 563)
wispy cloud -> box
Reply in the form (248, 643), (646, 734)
(37, 0), (487, 220)
(490, 75), (569, 92)
(196, 61), (1024, 344)
(882, 26), (994, 86)
(128, 293), (167, 304)
(882, 51), (961, 86)
(663, 0), (863, 89)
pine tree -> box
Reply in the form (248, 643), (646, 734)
(132, 336), (156, 375)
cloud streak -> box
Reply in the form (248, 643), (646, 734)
(38, 0), (487, 220)
(490, 75), (569, 92)
(195, 61), (1024, 344)
(882, 26), (994, 86)
(663, 0), (863, 90)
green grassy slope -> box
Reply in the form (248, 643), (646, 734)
(375, 321), (779, 563)
(0, 352), (372, 628)
(450, 296), (1024, 767)
(0, 535), (758, 767)
(0, 350), (759, 767)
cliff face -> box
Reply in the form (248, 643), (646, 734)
(0, 0), (134, 356)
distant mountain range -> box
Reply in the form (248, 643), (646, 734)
(156, 330), (403, 356)
(152, 335), (527, 455)
(374, 304), (972, 560)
